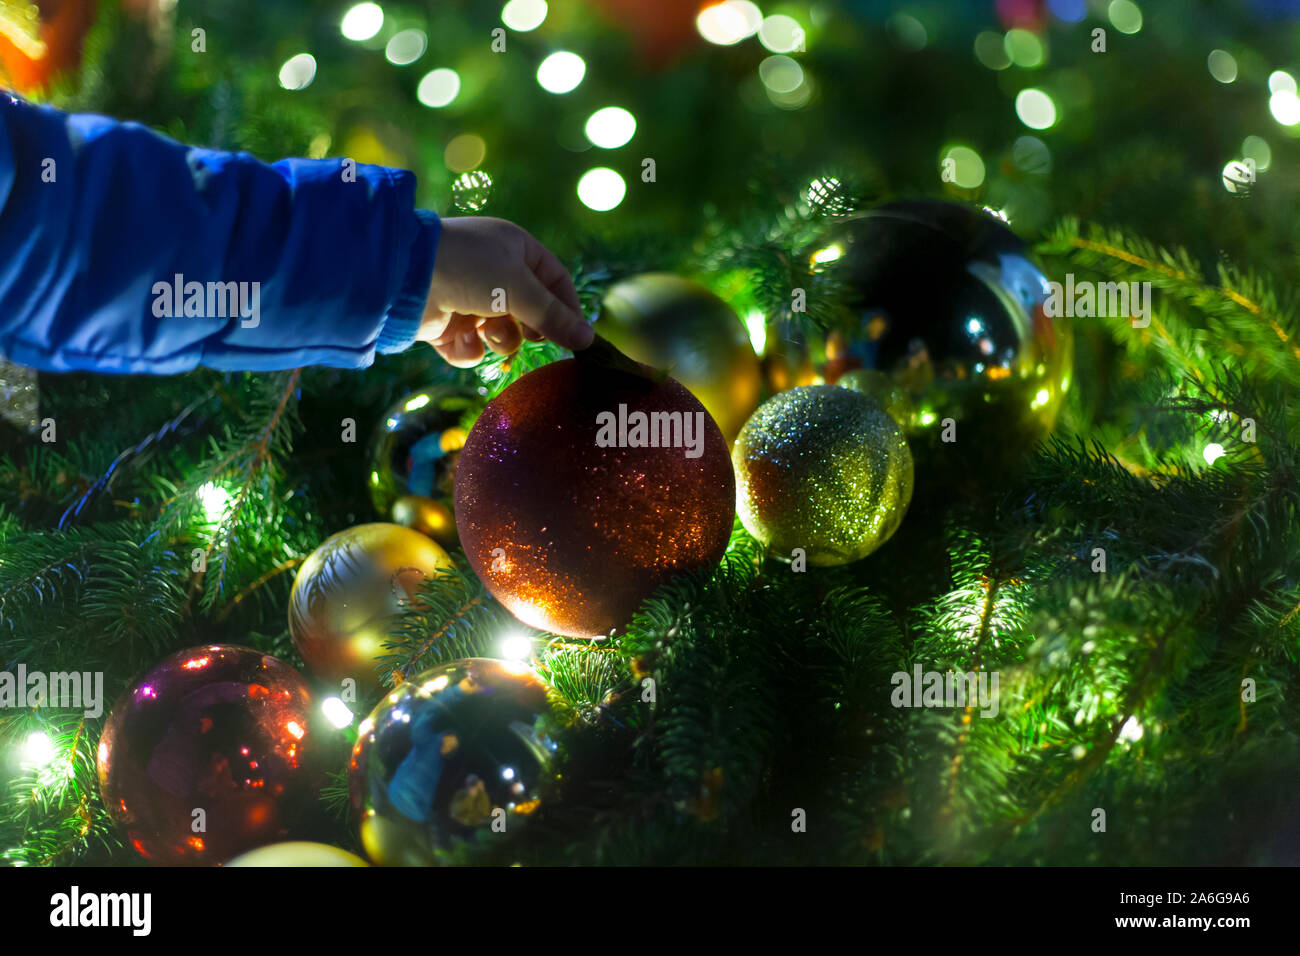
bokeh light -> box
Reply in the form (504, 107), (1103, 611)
(341, 3), (384, 42)
(385, 29), (427, 66)
(1047, 0), (1086, 22)
(974, 31), (1010, 70)
(696, 1), (762, 45)
(1269, 90), (1300, 126)
(759, 55), (804, 94)
(585, 107), (636, 148)
(537, 51), (585, 93)
(758, 14), (806, 54)
(502, 0), (547, 32)
(445, 133), (486, 172)
(888, 13), (927, 51)
(417, 68), (460, 108)
(1004, 29), (1044, 69)
(278, 53), (317, 91)
(943, 145), (986, 189)
(1015, 88), (1058, 129)
(1207, 49), (1237, 83)
(1242, 135), (1271, 171)
(1012, 135), (1051, 173)
(577, 167), (626, 211)
(1107, 0), (1142, 34)
(1202, 443), (1226, 465)
(1268, 70), (1297, 94)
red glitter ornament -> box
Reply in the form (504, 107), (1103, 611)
(454, 344), (735, 638)
(97, 645), (328, 866)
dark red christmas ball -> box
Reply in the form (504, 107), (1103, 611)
(454, 352), (735, 638)
(97, 645), (328, 866)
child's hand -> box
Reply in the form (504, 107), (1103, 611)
(419, 217), (594, 367)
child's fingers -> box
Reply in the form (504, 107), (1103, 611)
(525, 237), (584, 315)
(432, 312), (485, 367)
(477, 315), (523, 355)
(510, 269), (593, 352)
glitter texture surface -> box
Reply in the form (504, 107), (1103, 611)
(734, 385), (913, 566)
(454, 358), (735, 638)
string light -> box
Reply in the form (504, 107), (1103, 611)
(322, 697), (355, 729)
(385, 29), (427, 66)
(585, 107), (636, 149)
(417, 68), (461, 108)
(577, 167), (626, 211)
(502, 0), (547, 32)
(537, 51), (585, 93)
(758, 14), (806, 54)
(23, 732), (55, 768)
(197, 482), (231, 521)
(341, 3), (384, 42)
(499, 633), (533, 661)
(1015, 88), (1058, 129)
(696, 1), (761, 46)
(278, 53), (317, 91)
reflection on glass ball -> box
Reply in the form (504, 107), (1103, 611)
(452, 171), (494, 212)
(368, 385), (484, 519)
(348, 658), (557, 865)
(812, 201), (1071, 471)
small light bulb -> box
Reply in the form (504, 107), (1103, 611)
(500, 633), (533, 661)
(24, 732), (55, 768)
(322, 697), (355, 729)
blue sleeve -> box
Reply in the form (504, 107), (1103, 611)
(0, 95), (440, 374)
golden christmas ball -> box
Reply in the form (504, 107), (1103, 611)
(391, 494), (458, 549)
(289, 524), (455, 694)
(597, 273), (762, 445)
(224, 842), (368, 867)
(734, 386), (913, 566)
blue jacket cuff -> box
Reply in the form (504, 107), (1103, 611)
(377, 209), (441, 355)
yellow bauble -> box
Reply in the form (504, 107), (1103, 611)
(224, 842), (368, 867)
(289, 524), (455, 694)
(734, 386), (913, 566)
(597, 273), (762, 445)
(391, 494), (458, 549)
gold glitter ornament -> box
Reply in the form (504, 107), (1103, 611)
(734, 386), (913, 566)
